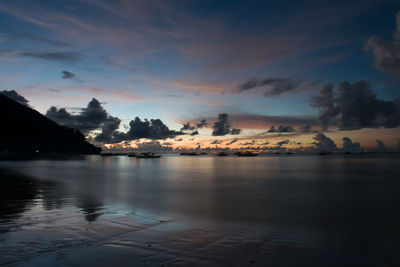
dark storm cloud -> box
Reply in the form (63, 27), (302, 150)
(20, 51), (83, 62)
(267, 125), (294, 133)
(312, 133), (337, 152)
(0, 90), (29, 106)
(212, 113), (231, 136)
(237, 77), (319, 97)
(190, 130), (199, 136)
(46, 98), (108, 133)
(94, 116), (121, 143)
(47, 99), (179, 144)
(365, 12), (400, 75)
(342, 137), (361, 152)
(311, 81), (400, 130)
(310, 83), (338, 130)
(212, 113), (242, 136)
(108, 117), (183, 143)
(62, 70), (77, 79)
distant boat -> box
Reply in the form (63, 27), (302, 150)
(318, 151), (329, 156)
(217, 152), (228, 156)
(136, 152), (161, 158)
(286, 152), (293, 155)
(234, 151), (258, 157)
(127, 152), (136, 157)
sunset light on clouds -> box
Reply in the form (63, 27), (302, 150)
(1, 0), (400, 153)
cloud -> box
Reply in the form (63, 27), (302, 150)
(226, 138), (238, 145)
(181, 122), (195, 131)
(94, 116), (121, 143)
(310, 83), (338, 130)
(135, 141), (173, 152)
(46, 98), (109, 133)
(365, 12), (400, 75)
(230, 128), (241, 135)
(300, 124), (312, 133)
(48, 89), (62, 92)
(111, 117), (184, 143)
(312, 133), (337, 152)
(192, 114), (320, 130)
(342, 137), (361, 152)
(0, 90), (29, 106)
(0, 31), (68, 47)
(267, 125), (295, 133)
(374, 139), (389, 152)
(164, 94), (183, 98)
(241, 140), (256, 146)
(62, 70), (77, 79)
(196, 119), (208, 128)
(237, 77), (320, 97)
(190, 130), (199, 136)
(210, 140), (223, 144)
(181, 119), (208, 132)
(20, 51), (83, 62)
(212, 113), (242, 136)
(311, 81), (400, 130)
(276, 139), (290, 146)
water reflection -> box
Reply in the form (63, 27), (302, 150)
(0, 169), (41, 224)
(0, 155), (400, 266)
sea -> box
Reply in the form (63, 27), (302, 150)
(1, 154), (400, 266)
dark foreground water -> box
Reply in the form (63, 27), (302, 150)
(1, 154), (400, 266)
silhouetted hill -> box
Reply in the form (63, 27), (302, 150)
(0, 94), (101, 155)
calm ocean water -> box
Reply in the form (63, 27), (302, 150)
(1, 154), (400, 266)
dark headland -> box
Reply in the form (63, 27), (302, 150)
(0, 94), (100, 158)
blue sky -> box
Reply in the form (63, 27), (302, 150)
(1, 0), (400, 150)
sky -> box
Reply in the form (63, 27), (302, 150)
(1, 0), (400, 152)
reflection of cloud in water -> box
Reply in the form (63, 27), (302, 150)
(76, 196), (104, 222)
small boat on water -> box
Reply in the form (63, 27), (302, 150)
(217, 152), (228, 156)
(127, 152), (136, 157)
(136, 152), (161, 158)
(234, 151), (258, 157)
